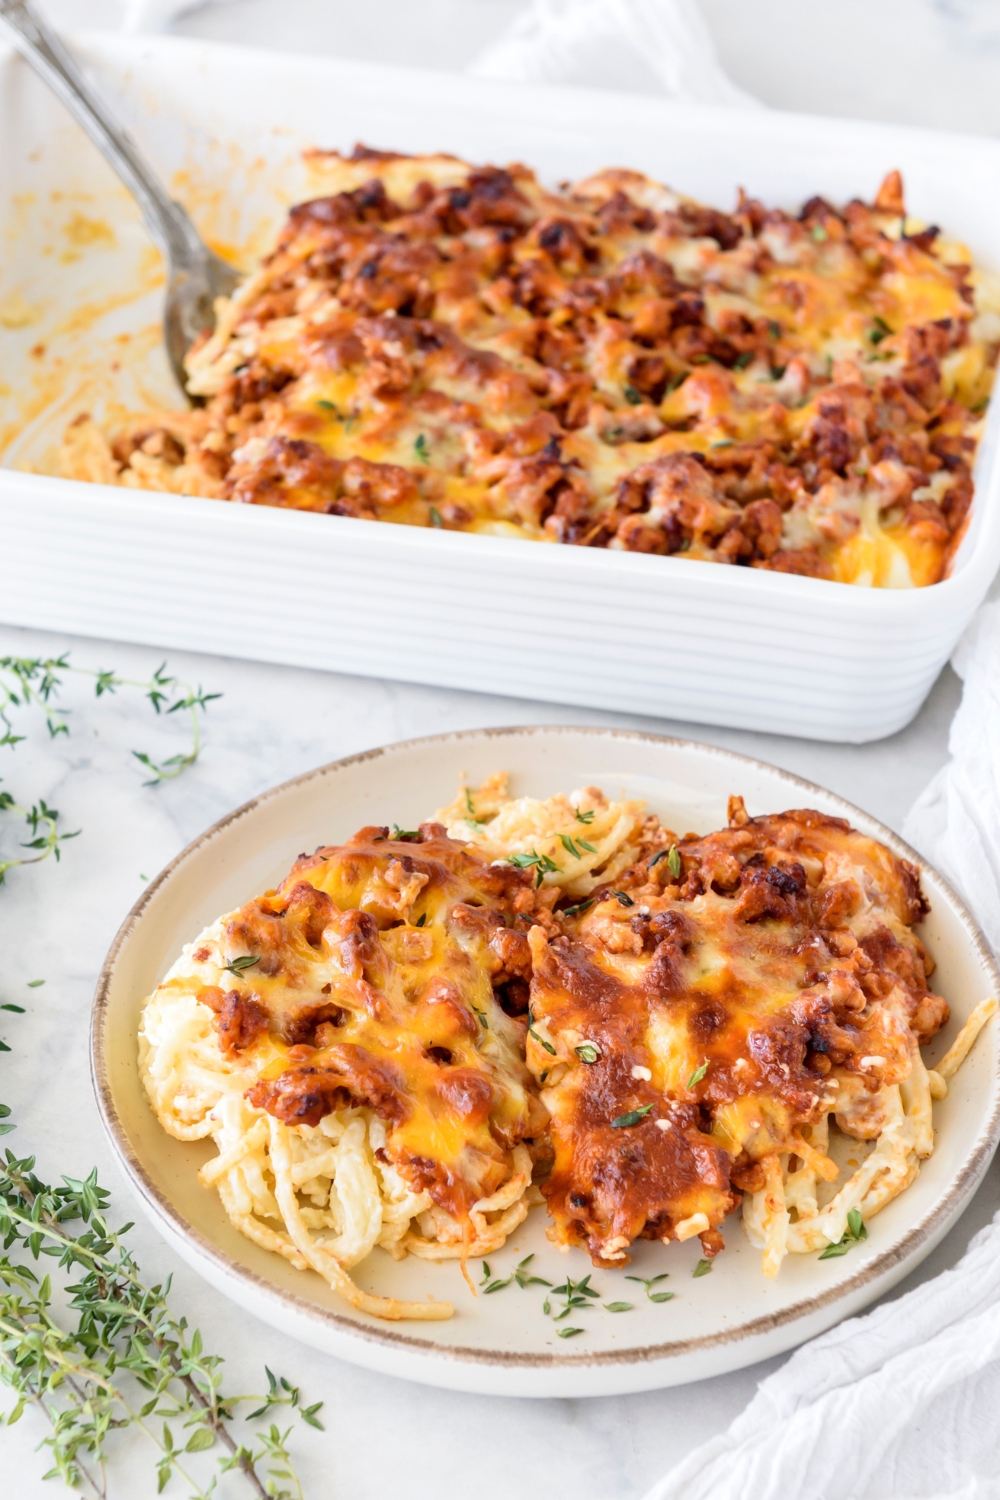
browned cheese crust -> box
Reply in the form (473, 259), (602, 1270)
(194, 823), (548, 1224)
(67, 152), (998, 589)
(527, 798), (947, 1265)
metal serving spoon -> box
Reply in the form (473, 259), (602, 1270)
(0, 0), (239, 396)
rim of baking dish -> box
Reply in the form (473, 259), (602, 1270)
(91, 726), (1000, 1369)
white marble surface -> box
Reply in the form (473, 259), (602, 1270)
(5, 1), (1000, 1496)
(1, 620), (996, 1500)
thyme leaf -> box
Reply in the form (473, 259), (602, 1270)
(0, 1134), (318, 1498)
(819, 1209), (867, 1259)
(391, 824), (421, 841)
(625, 1272), (673, 1303)
(223, 955), (260, 976)
(686, 1059), (709, 1090)
(611, 1105), (653, 1129)
(528, 1025), (557, 1057)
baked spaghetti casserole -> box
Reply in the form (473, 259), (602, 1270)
(63, 152), (999, 588)
(139, 777), (995, 1319)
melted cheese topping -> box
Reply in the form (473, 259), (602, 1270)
(62, 155), (997, 587)
(526, 798), (949, 1266)
(141, 780), (980, 1306)
(146, 825), (545, 1228)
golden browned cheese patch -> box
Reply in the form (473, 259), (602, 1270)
(193, 823), (545, 1222)
(527, 800), (947, 1264)
(65, 151), (999, 589)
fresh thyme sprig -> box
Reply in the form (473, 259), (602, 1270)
(0, 790), (79, 889)
(0, 654), (220, 787)
(0, 654), (219, 889)
(0, 1134), (320, 1498)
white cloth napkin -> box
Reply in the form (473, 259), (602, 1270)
(118, 0), (208, 28)
(644, 600), (1000, 1500)
(114, 0), (759, 111)
(903, 599), (1000, 955)
(468, 0), (758, 106)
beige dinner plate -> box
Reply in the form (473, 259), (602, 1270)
(91, 727), (1000, 1397)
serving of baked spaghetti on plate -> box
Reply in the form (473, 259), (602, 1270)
(93, 727), (1000, 1396)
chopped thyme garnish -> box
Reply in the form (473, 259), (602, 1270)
(667, 845), (682, 878)
(508, 849), (559, 887)
(27, 979), (44, 988)
(819, 1208), (867, 1259)
(562, 898), (595, 918)
(547, 1275), (600, 1325)
(770, 364), (787, 380)
(315, 398), (338, 412)
(415, 912), (426, 927)
(527, 1009), (557, 1056)
(811, 223), (828, 242)
(575, 809), (596, 824)
(733, 352), (753, 369)
(575, 1041), (600, 1064)
(560, 833), (583, 859)
(623, 384), (643, 405)
(391, 824), (421, 841)
(693, 1258), (713, 1277)
(604, 1302), (633, 1313)
(222, 954), (259, 975)
(557, 1327), (584, 1338)
(870, 315), (892, 345)
(768, 319), (781, 339)
(472, 1006), (488, 1029)
(429, 506), (443, 528)
(687, 1059), (710, 1090)
(612, 890), (634, 907)
(578, 839), (597, 853)
(528, 1025), (557, 1057)
(414, 433), (431, 464)
(464, 787), (485, 822)
(611, 1104), (653, 1129)
(480, 1258), (515, 1292)
(513, 1255), (552, 1289)
(626, 1273), (673, 1303)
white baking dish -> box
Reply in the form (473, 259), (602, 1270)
(2, 32), (999, 741)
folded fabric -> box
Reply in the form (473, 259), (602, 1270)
(118, 0), (230, 30)
(644, 1211), (1000, 1499)
(644, 599), (1000, 1500)
(903, 598), (1000, 956)
(114, 0), (759, 113)
(469, 0), (759, 106)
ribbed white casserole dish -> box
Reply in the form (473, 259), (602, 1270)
(2, 33), (999, 741)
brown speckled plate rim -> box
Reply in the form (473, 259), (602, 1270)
(91, 725), (1000, 1370)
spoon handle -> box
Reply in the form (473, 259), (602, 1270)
(0, 0), (203, 264)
